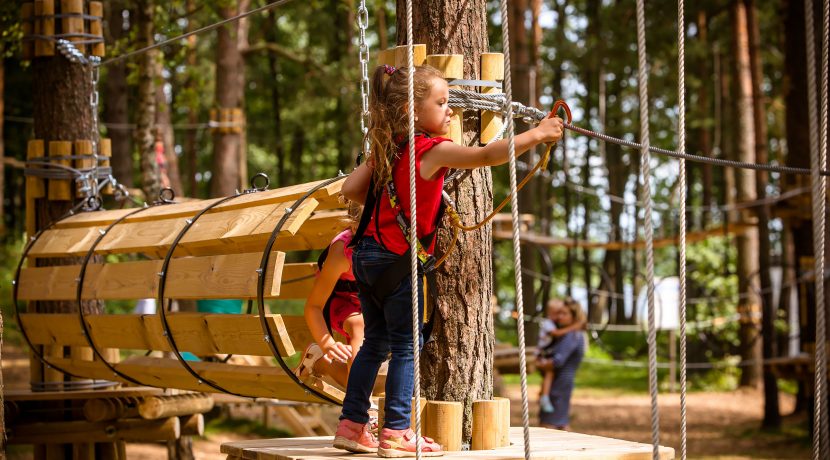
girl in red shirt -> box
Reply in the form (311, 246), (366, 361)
(333, 64), (563, 457)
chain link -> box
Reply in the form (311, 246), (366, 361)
(53, 39), (129, 209)
(356, 1), (371, 165)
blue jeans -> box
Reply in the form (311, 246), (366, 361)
(340, 237), (424, 430)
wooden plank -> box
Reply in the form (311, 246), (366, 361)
(219, 427), (674, 460)
(46, 356), (343, 404)
(231, 210), (351, 254)
(4, 386), (163, 402)
(19, 313), (299, 357)
(28, 199), (318, 258)
(54, 178), (343, 229)
(17, 251), (285, 301)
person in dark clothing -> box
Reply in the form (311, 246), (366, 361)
(538, 298), (586, 430)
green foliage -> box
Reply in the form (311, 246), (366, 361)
(0, 2), (23, 58)
(0, 237), (26, 347)
(204, 413), (292, 438)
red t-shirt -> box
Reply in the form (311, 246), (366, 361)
(364, 134), (451, 255)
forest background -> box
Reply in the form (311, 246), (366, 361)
(0, 0), (825, 438)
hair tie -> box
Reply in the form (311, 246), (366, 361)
(383, 64), (397, 76)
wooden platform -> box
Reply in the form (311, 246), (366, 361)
(221, 427), (675, 460)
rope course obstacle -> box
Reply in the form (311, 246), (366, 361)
(10, 0), (829, 458)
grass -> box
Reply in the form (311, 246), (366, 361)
(204, 413), (293, 439)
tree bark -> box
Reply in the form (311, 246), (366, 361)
(134, 0), (158, 201)
(210, 2), (248, 197)
(696, 9), (713, 228)
(743, 0), (780, 427)
(103, 0), (132, 189)
(397, 0), (492, 440)
(583, 0), (600, 324)
(507, 0), (539, 344)
(782, 0), (821, 419)
(732, 0), (762, 388)
(0, 58), (4, 236)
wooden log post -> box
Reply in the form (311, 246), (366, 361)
(377, 48), (396, 66)
(394, 44), (426, 68)
(138, 393), (214, 420)
(26, 140), (45, 236)
(42, 343), (65, 385)
(83, 398), (139, 422)
(494, 396), (511, 447)
(88, 2), (105, 57)
(378, 397), (426, 431)
(34, 0), (55, 57)
(99, 138), (112, 194)
(179, 413), (204, 437)
(422, 401), (462, 451)
(69, 345), (93, 389)
(480, 53), (505, 144)
(8, 417), (181, 444)
(21, 3), (34, 60)
(48, 141), (73, 201)
(425, 54), (463, 144)
(61, 0), (85, 55)
(471, 400), (506, 450)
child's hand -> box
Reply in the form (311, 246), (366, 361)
(324, 342), (353, 363)
(550, 328), (566, 338)
(535, 116), (564, 144)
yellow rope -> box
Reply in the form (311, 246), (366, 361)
(435, 141), (555, 268)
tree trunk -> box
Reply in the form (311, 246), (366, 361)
(30, 5), (102, 455)
(732, 0), (762, 388)
(155, 57), (184, 198)
(696, 9), (713, 228)
(134, 0), (158, 201)
(266, 10), (286, 187)
(0, 58), (4, 236)
(103, 0), (132, 189)
(210, 2), (248, 197)
(398, 0), (492, 440)
(782, 0), (823, 420)
(507, 0), (539, 344)
(743, 0), (780, 427)
(552, 0), (572, 297)
(185, 0), (198, 196)
(583, 0), (600, 324)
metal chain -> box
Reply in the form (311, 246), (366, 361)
(498, 0), (532, 458)
(805, 0), (829, 457)
(676, 0), (688, 458)
(633, 0), (661, 458)
(356, 0), (371, 165)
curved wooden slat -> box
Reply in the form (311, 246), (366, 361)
(17, 251), (285, 301)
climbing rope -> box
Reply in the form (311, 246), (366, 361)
(496, 0), (532, 457)
(403, 1), (422, 457)
(805, 0), (829, 457)
(821, 0), (829, 450)
(633, 0), (661, 458)
(448, 89), (830, 177)
(676, 0), (688, 459)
